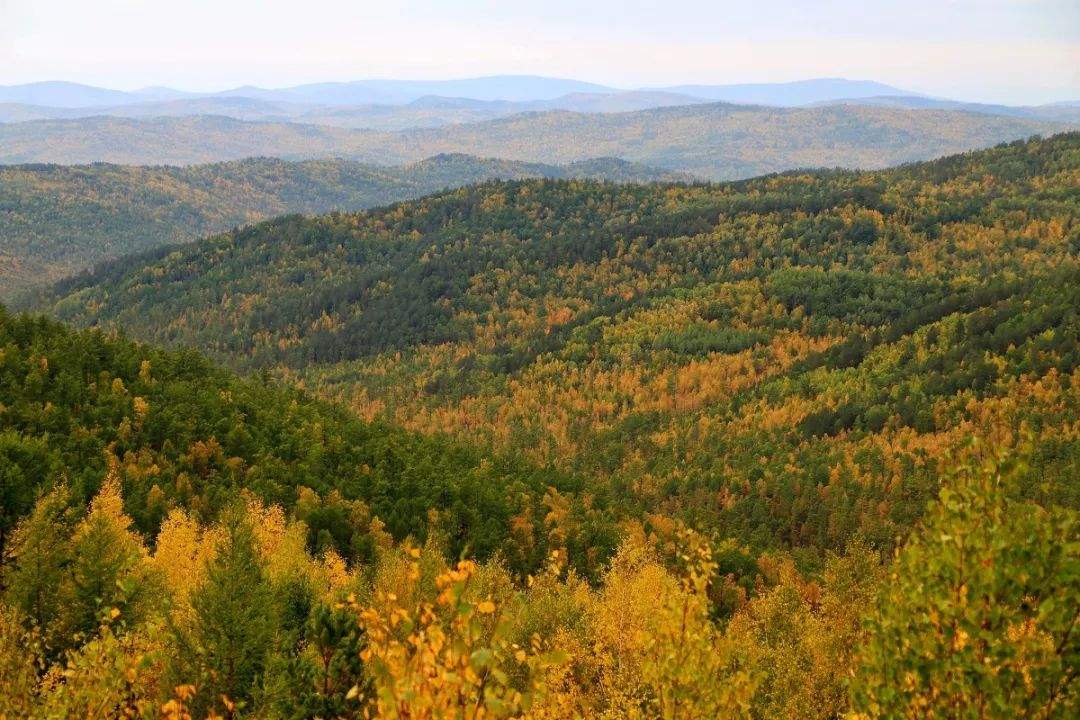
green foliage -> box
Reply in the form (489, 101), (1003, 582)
(34, 133), (1080, 562)
(0, 307), (607, 579)
(0, 154), (684, 301)
(1, 485), (74, 656)
(852, 443), (1079, 718)
(183, 509), (275, 715)
(763, 267), (939, 327)
(0, 432), (53, 559)
(266, 602), (369, 720)
(652, 324), (768, 356)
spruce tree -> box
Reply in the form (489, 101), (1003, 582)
(187, 507), (275, 716)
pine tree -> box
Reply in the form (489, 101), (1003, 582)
(267, 602), (368, 720)
(0, 433), (53, 566)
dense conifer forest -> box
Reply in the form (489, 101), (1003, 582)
(1, 134), (1077, 717)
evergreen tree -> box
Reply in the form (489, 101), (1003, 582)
(267, 602), (368, 720)
(0, 433), (52, 565)
(185, 507), (275, 717)
(65, 466), (153, 642)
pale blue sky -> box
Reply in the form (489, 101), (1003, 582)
(2, 0), (1077, 103)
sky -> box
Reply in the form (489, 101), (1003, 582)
(2, 0), (1078, 104)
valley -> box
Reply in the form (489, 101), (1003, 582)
(0, 57), (1076, 716)
(38, 134), (1080, 554)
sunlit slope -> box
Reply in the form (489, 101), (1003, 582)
(41, 133), (1080, 550)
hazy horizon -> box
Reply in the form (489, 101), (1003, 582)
(3, 1), (1078, 106)
(0, 75), (930, 101)
(1, 74), (1075, 110)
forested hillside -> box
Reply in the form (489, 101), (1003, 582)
(3, 134), (1077, 717)
(0, 103), (1068, 179)
(0, 154), (684, 299)
(0, 308), (611, 572)
(43, 133), (1080, 554)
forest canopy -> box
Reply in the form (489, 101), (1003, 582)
(1, 133), (1077, 717)
(0, 154), (685, 300)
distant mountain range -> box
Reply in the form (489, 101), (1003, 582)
(0, 154), (688, 299)
(658, 78), (916, 105)
(2, 77), (1075, 134)
(0, 76), (921, 108)
(0, 104), (1068, 180)
(0, 81), (141, 107)
(5, 91), (1076, 132)
(0, 90), (717, 130)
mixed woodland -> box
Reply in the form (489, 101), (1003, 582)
(0, 154), (682, 300)
(0, 133), (1077, 717)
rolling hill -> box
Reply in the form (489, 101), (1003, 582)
(818, 95), (1080, 123)
(0, 103), (1069, 180)
(0, 96), (515, 131)
(373, 103), (1073, 179)
(0, 154), (686, 299)
(39, 133), (1080, 551)
(0, 306), (585, 567)
(6, 133), (1078, 719)
(0, 91), (714, 131)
